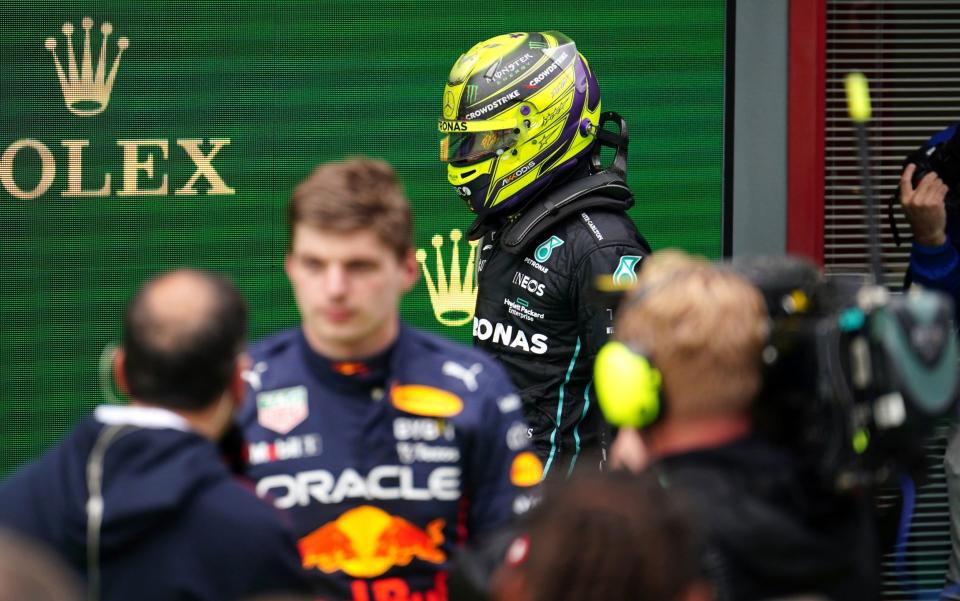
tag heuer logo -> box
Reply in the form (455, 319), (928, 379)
(257, 386), (309, 435)
(45, 17), (129, 116)
(533, 235), (564, 263)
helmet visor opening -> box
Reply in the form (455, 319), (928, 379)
(440, 129), (518, 165)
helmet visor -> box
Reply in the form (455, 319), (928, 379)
(440, 129), (518, 165)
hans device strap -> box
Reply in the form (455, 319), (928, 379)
(499, 171), (633, 253)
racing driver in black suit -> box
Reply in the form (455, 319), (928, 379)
(437, 31), (651, 478)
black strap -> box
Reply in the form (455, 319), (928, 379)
(499, 172), (634, 254)
(86, 424), (137, 601)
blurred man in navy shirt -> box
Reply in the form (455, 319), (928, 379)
(0, 269), (310, 601)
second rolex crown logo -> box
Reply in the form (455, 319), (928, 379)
(416, 229), (479, 327)
(45, 17), (129, 116)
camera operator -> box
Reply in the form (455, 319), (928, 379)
(899, 124), (960, 309)
(898, 124), (960, 598)
(600, 251), (881, 601)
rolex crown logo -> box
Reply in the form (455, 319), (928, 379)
(45, 17), (129, 117)
(416, 229), (479, 327)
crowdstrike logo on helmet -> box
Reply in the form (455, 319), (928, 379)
(464, 89), (520, 120)
(526, 51), (569, 89)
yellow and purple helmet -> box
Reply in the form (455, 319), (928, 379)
(438, 31), (602, 218)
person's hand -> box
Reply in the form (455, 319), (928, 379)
(901, 164), (948, 247)
(609, 427), (649, 473)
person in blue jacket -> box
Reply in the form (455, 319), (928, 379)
(239, 157), (541, 601)
(0, 269), (311, 601)
(900, 124), (960, 305)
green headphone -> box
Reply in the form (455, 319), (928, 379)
(594, 340), (663, 429)
(594, 266), (714, 429)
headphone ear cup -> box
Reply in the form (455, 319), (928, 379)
(594, 341), (663, 428)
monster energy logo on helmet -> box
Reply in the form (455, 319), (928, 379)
(465, 85), (478, 104)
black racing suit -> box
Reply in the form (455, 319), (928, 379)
(470, 170), (651, 478)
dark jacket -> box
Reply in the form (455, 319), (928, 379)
(907, 124), (960, 320)
(0, 406), (310, 601)
(655, 436), (881, 601)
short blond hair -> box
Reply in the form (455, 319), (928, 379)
(615, 251), (769, 418)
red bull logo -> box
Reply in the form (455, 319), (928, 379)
(299, 505), (446, 579)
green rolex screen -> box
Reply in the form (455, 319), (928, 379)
(0, 0), (727, 475)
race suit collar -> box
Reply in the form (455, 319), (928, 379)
(296, 328), (395, 394)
